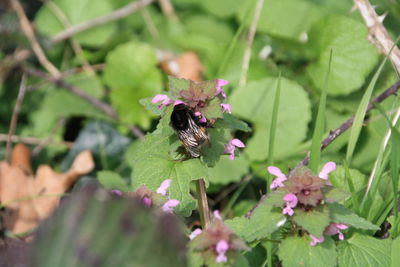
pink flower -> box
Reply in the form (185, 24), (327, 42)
(224, 139), (245, 160)
(162, 199), (180, 213)
(267, 166), (287, 190)
(157, 179), (171, 196)
(151, 94), (173, 109)
(142, 196), (152, 207)
(173, 100), (184, 106)
(215, 240), (229, 263)
(309, 234), (325, 246)
(194, 111), (207, 123)
(156, 179), (180, 213)
(319, 162), (336, 180)
(213, 210), (222, 220)
(111, 189), (122, 196)
(215, 79), (228, 99)
(324, 223), (348, 240)
(189, 228), (203, 240)
(220, 104), (232, 114)
(282, 193), (298, 216)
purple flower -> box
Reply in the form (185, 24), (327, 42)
(157, 179), (171, 196)
(220, 103), (232, 114)
(194, 111), (207, 123)
(224, 139), (245, 160)
(215, 79), (228, 99)
(309, 234), (325, 246)
(215, 240), (229, 263)
(189, 228), (203, 240)
(162, 199), (180, 213)
(319, 162), (336, 180)
(111, 189), (123, 196)
(142, 196), (152, 207)
(213, 210), (222, 220)
(267, 166), (287, 190)
(151, 94), (173, 109)
(324, 223), (348, 240)
(282, 193), (298, 216)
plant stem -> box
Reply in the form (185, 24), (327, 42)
(196, 179), (211, 229)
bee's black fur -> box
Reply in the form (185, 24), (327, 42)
(170, 104), (209, 158)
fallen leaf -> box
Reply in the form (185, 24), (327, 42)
(0, 144), (94, 235)
(160, 51), (203, 81)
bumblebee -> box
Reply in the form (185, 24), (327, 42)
(170, 104), (209, 158)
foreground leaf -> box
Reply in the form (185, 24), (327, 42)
(278, 236), (337, 267)
(327, 203), (379, 230)
(338, 233), (391, 267)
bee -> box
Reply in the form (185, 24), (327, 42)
(170, 104), (209, 158)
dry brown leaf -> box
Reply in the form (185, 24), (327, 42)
(0, 144), (94, 235)
(160, 51), (203, 81)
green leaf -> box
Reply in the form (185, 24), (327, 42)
(230, 77), (311, 160)
(201, 126), (230, 167)
(329, 166), (367, 193)
(338, 233), (391, 267)
(208, 155), (249, 185)
(327, 203), (379, 230)
(198, 0), (243, 18)
(97, 170), (130, 191)
(322, 186), (351, 203)
(168, 76), (190, 96)
(130, 132), (209, 216)
(293, 206), (330, 237)
(307, 15), (379, 96)
(278, 236), (337, 267)
(202, 98), (223, 119)
(104, 41), (162, 128)
(218, 113), (251, 132)
(237, 0), (322, 41)
(35, 0), (117, 46)
(391, 236), (400, 267)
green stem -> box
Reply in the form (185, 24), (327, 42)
(196, 179), (211, 229)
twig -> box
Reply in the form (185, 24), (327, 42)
(158, 0), (179, 22)
(354, 0), (400, 71)
(0, 134), (73, 148)
(23, 66), (118, 119)
(5, 74), (27, 161)
(45, 0), (95, 75)
(10, 0), (61, 77)
(141, 7), (160, 40)
(22, 66), (145, 140)
(239, 0), (264, 89)
(51, 0), (155, 44)
(353, 0), (400, 194)
(302, 79), (400, 166)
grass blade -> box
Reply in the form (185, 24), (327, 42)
(309, 49), (332, 173)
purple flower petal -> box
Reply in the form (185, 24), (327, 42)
(282, 206), (294, 216)
(189, 228), (203, 240)
(228, 153), (235, 160)
(217, 79), (229, 87)
(324, 223), (348, 240)
(213, 210), (222, 220)
(267, 166), (286, 179)
(162, 199), (180, 213)
(309, 234), (325, 246)
(221, 103), (232, 114)
(142, 196), (152, 207)
(216, 254), (227, 263)
(224, 143), (235, 154)
(111, 189), (122, 196)
(319, 161), (336, 180)
(215, 79), (228, 99)
(270, 178), (285, 190)
(231, 139), (245, 148)
(151, 94), (173, 109)
(173, 100), (184, 106)
(157, 179), (171, 196)
(215, 239), (229, 262)
(283, 193), (298, 208)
